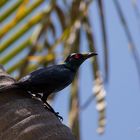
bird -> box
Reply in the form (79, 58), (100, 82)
(0, 52), (97, 120)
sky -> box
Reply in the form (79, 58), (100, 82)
(54, 0), (140, 140)
(1, 0), (140, 140)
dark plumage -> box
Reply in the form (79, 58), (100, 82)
(0, 52), (97, 120)
(17, 64), (75, 100)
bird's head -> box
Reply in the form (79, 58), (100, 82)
(64, 52), (97, 71)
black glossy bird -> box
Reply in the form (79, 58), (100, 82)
(0, 52), (97, 120)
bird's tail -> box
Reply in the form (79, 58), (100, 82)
(0, 84), (19, 93)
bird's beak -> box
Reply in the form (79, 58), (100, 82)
(83, 52), (98, 59)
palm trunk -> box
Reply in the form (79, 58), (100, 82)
(0, 65), (75, 140)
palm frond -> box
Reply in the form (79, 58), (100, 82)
(97, 0), (108, 82)
(69, 76), (80, 140)
(83, 16), (106, 134)
(113, 0), (140, 82)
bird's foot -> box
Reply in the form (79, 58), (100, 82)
(31, 94), (63, 121)
(54, 112), (63, 121)
(43, 102), (63, 121)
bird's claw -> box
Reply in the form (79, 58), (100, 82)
(43, 103), (63, 121)
(30, 94), (63, 120)
(55, 112), (63, 121)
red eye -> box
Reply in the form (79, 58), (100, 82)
(74, 54), (81, 59)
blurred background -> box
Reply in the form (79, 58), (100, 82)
(0, 0), (140, 140)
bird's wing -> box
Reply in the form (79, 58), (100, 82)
(18, 65), (73, 86)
